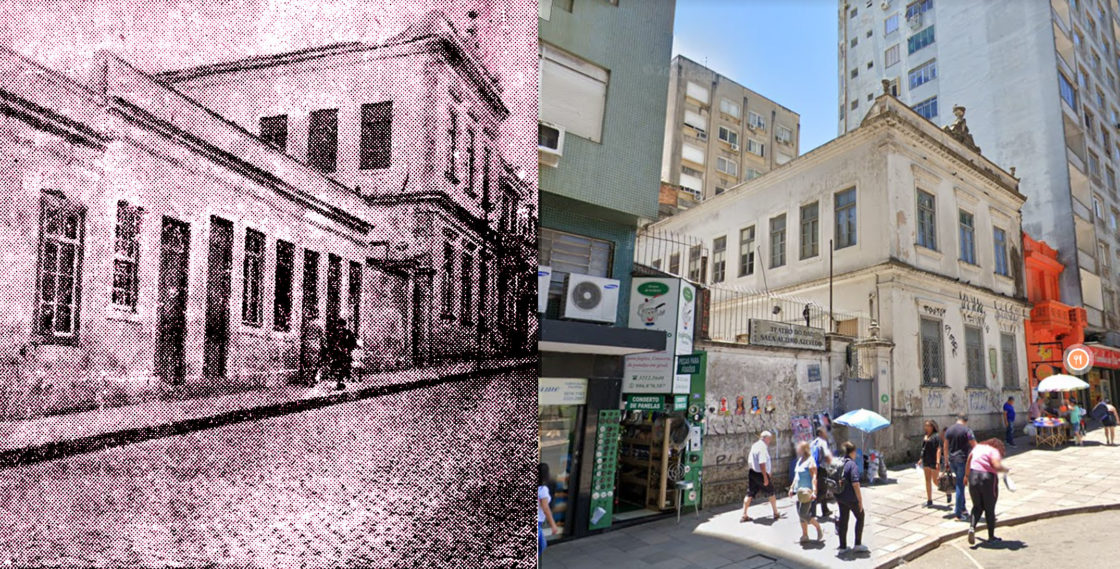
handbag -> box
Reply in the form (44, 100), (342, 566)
(937, 467), (955, 493)
(797, 487), (814, 503)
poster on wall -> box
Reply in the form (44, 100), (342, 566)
(622, 352), (674, 393)
(791, 416), (813, 444)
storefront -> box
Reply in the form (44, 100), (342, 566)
(1087, 344), (1120, 405)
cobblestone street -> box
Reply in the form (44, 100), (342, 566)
(0, 368), (535, 568)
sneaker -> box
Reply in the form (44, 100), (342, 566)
(926, 500), (933, 507)
(968, 528), (975, 545)
(853, 545), (869, 553)
(838, 547), (850, 555)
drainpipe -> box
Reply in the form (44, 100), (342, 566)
(841, 2), (850, 133)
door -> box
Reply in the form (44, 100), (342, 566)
(299, 249), (322, 384)
(203, 216), (232, 379)
(155, 217), (191, 384)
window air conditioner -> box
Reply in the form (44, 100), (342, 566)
(696, 130), (708, 141)
(538, 266), (552, 313)
(538, 122), (565, 168)
(908, 14), (922, 29)
(561, 273), (621, 324)
(881, 1), (890, 10)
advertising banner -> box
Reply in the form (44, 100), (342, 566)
(625, 278), (701, 395)
(622, 352), (675, 393)
(538, 377), (588, 406)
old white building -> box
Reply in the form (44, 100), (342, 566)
(643, 92), (1030, 457)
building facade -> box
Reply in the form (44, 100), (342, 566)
(838, 0), (1120, 342)
(157, 12), (536, 363)
(661, 55), (801, 203)
(0, 11), (532, 421)
(646, 93), (1030, 457)
(537, 0), (676, 543)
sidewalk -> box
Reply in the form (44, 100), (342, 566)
(0, 357), (532, 468)
(542, 428), (1120, 569)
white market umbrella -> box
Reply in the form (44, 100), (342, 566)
(1036, 374), (1091, 392)
(834, 409), (892, 480)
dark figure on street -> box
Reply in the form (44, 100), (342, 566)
(323, 316), (358, 390)
(835, 441), (868, 554)
(965, 438), (1010, 545)
(917, 420), (941, 507)
(1002, 397), (1016, 447)
(810, 427), (834, 519)
(942, 413), (977, 521)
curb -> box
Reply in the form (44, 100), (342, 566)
(873, 501), (1120, 568)
(0, 361), (533, 470)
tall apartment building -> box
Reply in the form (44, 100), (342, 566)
(662, 55), (801, 202)
(537, 0), (675, 543)
(838, 0), (1120, 339)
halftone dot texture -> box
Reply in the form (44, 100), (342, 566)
(0, 0), (539, 566)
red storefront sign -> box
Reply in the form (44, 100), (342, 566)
(1088, 345), (1120, 369)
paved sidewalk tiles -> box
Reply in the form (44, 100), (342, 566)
(0, 358), (532, 467)
(542, 428), (1120, 569)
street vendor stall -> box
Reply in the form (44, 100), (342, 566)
(1033, 374), (1090, 447)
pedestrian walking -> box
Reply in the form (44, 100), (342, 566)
(942, 414), (976, 521)
(1069, 396), (1085, 446)
(1028, 394), (1043, 422)
(835, 441), (868, 554)
(916, 420), (941, 507)
(965, 439), (1010, 545)
(789, 441), (824, 544)
(741, 431), (782, 522)
(323, 316), (357, 390)
(1002, 397), (1016, 447)
(1094, 398), (1120, 445)
(810, 427), (834, 519)
(538, 463), (561, 558)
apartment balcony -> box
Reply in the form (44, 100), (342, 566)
(1030, 299), (1088, 336)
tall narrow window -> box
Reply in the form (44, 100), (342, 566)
(112, 200), (142, 310)
(446, 109), (459, 182)
(739, 226), (756, 276)
(965, 325), (985, 387)
(303, 249), (320, 321)
(359, 101), (392, 170)
(712, 236), (727, 283)
(466, 128), (477, 196)
(307, 109), (338, 173)
(479, 254), (489, 320)
(959, 211), (976, 264)
(1001, 332), (1018, 388)
(669, 252), (681, 275)
(273, 240), (294, 331)
(770, 214), (786, 268)
(349, 260), (362, 332)
(242, 229), (265, 326)
(260, 115), (288, 152)
(835, 188), (857, 249)
(994, 227), (1009, 276)
(920, 317), (945, 385)
(800, 202), (819, 259)
(688, 245), (704, 282)
(36, 196), (84, 342)
(327, 253), (342, 321)
(461, 252), (473, 322)
(916, 190), (937, 249)
(482, 146), (492, 210)
(442, 242), (455, 316)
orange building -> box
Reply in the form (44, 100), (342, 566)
(1023, 233), (1089, 393)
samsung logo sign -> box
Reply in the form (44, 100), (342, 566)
(538, 270), (550, 277)
(603, 283), (619, 290)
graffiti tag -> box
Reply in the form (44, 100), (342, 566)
(944, 324), (959, 357)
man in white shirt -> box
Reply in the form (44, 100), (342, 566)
(741, 431), (782, 522)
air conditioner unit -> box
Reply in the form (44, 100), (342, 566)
(561, 274), (621, 324)
(538, 266), (552, 313)
(696, 130), (708, 141)
(908, 14), (922, 29)
(881, 1), (890, 10)
(730, 141), (740, 151)
(538, 121), (565, 168)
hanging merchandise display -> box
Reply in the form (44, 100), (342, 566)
(588, 409), (621, 530)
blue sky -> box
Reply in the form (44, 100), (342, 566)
(672, 0), (839, 153)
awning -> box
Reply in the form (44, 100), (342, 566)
(1088, 344), (1120, 369)
(539, 318), (667, 356)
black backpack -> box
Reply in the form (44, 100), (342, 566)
(825, 458), (849, 499)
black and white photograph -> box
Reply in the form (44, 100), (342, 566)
(0, 1), (538, 567)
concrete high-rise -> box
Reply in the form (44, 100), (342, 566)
(662, 55), (801, 204)
(839, 0), (1120, 338)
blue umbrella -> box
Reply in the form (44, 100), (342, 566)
(834, 409), (891, 433)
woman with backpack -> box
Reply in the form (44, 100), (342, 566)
(789, 441), (824, 544)
(834, 441), (868, 554)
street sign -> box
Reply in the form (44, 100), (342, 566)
(677, 354), (702, 374)
(1065, 344), (1094, 375)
